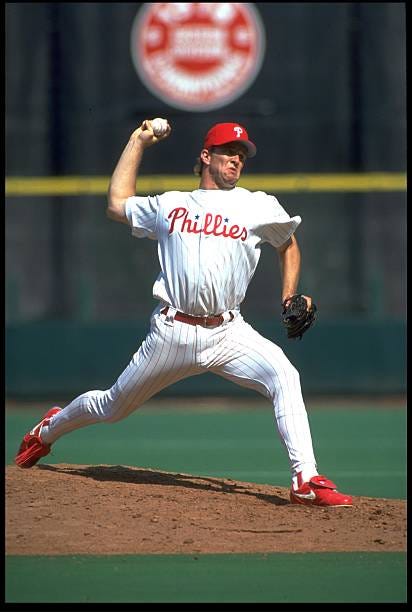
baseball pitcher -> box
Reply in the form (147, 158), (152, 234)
(15, 119), (352, 507)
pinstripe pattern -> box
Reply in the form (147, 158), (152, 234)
(43, 311), (317, 480)
(41, 187), (318, 483)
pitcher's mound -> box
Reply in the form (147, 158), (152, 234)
(6, 464), (406, 555)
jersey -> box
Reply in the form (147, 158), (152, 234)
(125, 187), (301, 316)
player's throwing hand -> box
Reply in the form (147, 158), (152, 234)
(133, 118), (172, 148)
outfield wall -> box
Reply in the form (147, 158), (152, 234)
(6, 319), (405, 398)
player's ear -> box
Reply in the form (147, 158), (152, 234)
(200, 148), (212, 166)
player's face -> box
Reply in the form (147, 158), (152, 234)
(204, 143), (247, 189)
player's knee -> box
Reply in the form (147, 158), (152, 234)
(86, 389), (124, 423)
(285, 363), (301, 389)
(271, 360), (302, 397)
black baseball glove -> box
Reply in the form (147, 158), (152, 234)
(282, 294), (317, 340)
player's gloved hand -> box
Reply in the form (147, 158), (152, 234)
(282, 294), (317, 340)
(134, 119), (172, 148)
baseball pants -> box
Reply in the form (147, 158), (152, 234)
(41, 304), (318, 481)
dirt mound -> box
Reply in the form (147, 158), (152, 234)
(6, 464), (406, 555)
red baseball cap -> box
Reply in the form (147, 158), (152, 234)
(203, 123), (257, 158)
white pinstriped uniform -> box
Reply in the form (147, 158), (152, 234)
(42, 187), (318, 483)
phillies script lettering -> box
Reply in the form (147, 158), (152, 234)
(168, 207), (247, 241)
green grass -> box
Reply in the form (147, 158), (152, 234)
(6, 403), (406, 498)
(5, 553), (407, 603)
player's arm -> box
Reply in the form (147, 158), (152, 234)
(107, 119), (171, 224)
(276, 235), (313, 309)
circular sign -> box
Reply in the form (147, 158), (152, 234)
(130, 3), (266, 112)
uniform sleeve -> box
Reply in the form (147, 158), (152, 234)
(256, 193), (302, 248)
(125, 195), (159, 240)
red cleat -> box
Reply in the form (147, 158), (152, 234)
(290, 475), (353, 507)
(15, 407), (62, 469)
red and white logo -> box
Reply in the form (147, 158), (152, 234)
(130, 3), (266, 112)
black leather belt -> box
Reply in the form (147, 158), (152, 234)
(161, 307), (234, 328)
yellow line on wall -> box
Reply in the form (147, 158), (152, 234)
(5, 173), (406, 196)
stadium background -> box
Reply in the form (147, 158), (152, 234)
(5, 3), (406, 604)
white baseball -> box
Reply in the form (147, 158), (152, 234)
(151, 117), (168, 137)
